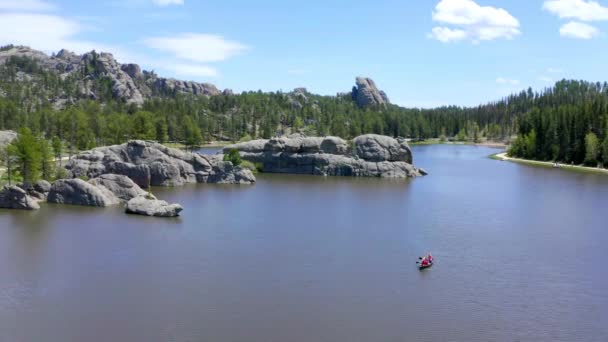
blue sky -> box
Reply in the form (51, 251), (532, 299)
(1, 0), (608, 107)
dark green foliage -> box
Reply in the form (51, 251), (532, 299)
(6, 127), (42, 184)
(507, 81), (608, 165)
(584, 132), (600, 165)
(1, 55), (608, 167)
(223, 148), (242, 166)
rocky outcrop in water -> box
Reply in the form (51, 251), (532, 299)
(225, 134), (423, 178)
(88, 174), (148, 201)
(16, 180), (52, 201)
(0, 185), (40, 210)
(47, 174), (150, 207)
(65, 140), (255, 188)
(351, 77), (390, 108)
(125, 195), (183, 217)
(48, 179), (121, 207)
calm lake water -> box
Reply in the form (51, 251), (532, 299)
(1, 145), (607, 342)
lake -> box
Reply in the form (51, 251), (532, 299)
(1, 145), (607, 341)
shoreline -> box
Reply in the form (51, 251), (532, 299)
(492, 152), (608, 174)
(410, 139), (507, 148)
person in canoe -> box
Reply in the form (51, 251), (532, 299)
(418, 253), (433, 269)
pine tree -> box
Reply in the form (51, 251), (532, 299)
(39, 138), (54, 180)
(52, 136), (63, 167)
(602, 134), (608, 167)
(7, 127), (41, 184)
(584, 132), (600, 165)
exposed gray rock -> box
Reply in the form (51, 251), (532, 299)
(33, 180), (52, 194)
(0, 46), (223, 106)
(86, 52), (145, 105)
(203, 157), (257, 184)
(125, 195), (183, 217)
(225, 134), (424, 178)
(88, 174), (147, 201)
(16, 180), (52, 201)
(120, 63), (143, 80)
(0, 130), (17, 147)
(351, 77), (390, 108)
(352, 134), (412, 163)
(150, 78), (220, 97)
(0, 185), (40, 210)
(47, 179), (120, 207)
(65, 140), (255, 188)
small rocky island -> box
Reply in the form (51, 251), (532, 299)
(1, 134), (426, 216)
(0, 140), (255, 216)
(225, 134), (426, 178)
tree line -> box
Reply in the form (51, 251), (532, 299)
(1, 54), (608, 171)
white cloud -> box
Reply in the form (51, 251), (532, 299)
(152, 0), (183, 6)
(430, 0), (520, 43)
(496, 77), (519, 85)
(543, 0), (608, 21)
(547, 67), (563, 73)
(143, 33), (247, 63)
(0, 13), (96, 53)
(429, 27), (468, 42)
(559, 21), (599, 38)
(0, 0), (55, 11)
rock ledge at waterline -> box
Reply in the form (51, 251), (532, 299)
(66, 140), (256, 187)
(224, 134), (426, 178)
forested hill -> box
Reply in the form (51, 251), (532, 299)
(0, 44), (607, 167)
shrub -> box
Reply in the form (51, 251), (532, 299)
(223, 148), (242, 166)
(239, 134), (253, 142)
(240, 160), (257, 173)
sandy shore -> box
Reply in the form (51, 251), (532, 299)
(494, 152), (608, 174)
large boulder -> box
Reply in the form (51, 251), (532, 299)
(65, 140), (255, 187)
(203, 158), (257, 184)
(125, 195), (183, 217)
(33, 180), (52, 194)
(88, 174), (147, 201)
(224, 134), (423, 178)
(16, 180), (51, 201)
(353, 134), (412, 163)
(47, 179), (119, 207)
(0, 185), (40, 210)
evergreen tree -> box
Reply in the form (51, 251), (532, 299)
(584, 132), (600, 165)
(131, 111), (156, 140)
(183, 116), (202, 151)
(51, 136), (63, 167)
(602, 134), (608, 166)
(155, 117), (169, 143)
(7, 127), (41, 184)
(39, 138), (54, 180)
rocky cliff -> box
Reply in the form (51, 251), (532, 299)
(224, 134), (425, 178)
(351, 77), (390, 108)
(0, 46), (222, 105)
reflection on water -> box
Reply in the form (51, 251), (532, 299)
(1, 145), (607, 341)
